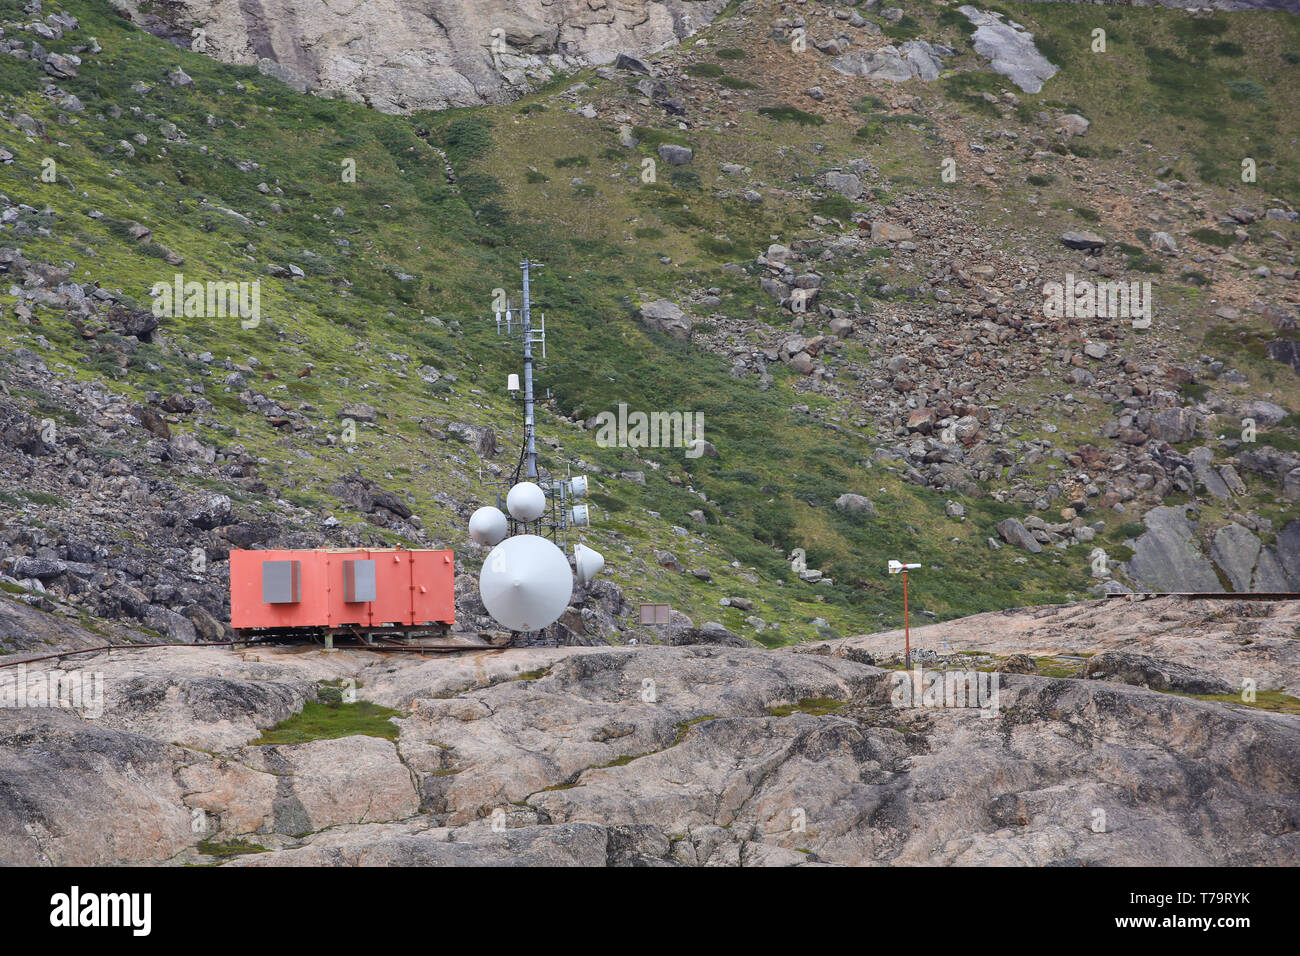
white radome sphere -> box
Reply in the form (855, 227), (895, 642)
(468, 506), (508, 546)
(506, 481), (546, 522)
(479, 534), (574, 631)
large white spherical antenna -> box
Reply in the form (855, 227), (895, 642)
(573, 543), (605, 585)
(506, 481), (546, 522)
(468, 506), (508, 546)
(480, 534), (573, 630)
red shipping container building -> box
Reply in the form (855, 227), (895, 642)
(229, 548), (455, 636)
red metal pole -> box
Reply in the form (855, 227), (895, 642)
(903, 570), (910, 668)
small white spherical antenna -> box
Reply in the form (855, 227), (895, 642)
(479, 534), (574, 631)
(568, 475), (588, 498)
(573, 543), (605, 585)
(506, 481), (546, 521)
(468, 506), (508, 546)
(569, 504), (590, 527)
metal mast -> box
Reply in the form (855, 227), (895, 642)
(521, 258), (538, 480)
(478, 261), (603, 647)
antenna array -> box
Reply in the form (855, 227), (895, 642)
(469, 259), (605, 643)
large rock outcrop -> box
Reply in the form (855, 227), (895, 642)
(117, 0), (730, 112)
(1124, 509), (1300, 594)
(1082, 650), (1234, 695)
(3, 595), (1298, 866)
(1124, 506), (1223, 592)
(957, 6), (1058, 94)
(831, 41), (945, 82)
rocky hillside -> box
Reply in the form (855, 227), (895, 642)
(2, 594), (1296, 865)
(113, 0), (732, 112)
(2, 0), (1299, 658)
(111, 0), (1300, 113)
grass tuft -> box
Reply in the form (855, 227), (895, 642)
(255, 700), (403, 745)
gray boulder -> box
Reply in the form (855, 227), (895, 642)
(1210, 523), (1260, 592)
(669, 621), (748, 648)
(1147, 407), (1198, 444)
(168, 432), (216, 463)
(655, 550), (682, 572)
(1057, 113), (1089, 137)
(44, 52), (80, 79)
(188, 494), (233, 531)
(900, 40), (943, 80)
(830, 45), (915, 82)
(657, 144), (693, 167)
(1150, 232), (1178, 254)
(1252, 547), (1294, 591)
(1189, 448), (1231, 500)
(1241, 401), (1287, 428)
(1084, 651), (1234, 695)
(339, 402), (378, 423)
(144, 605), (198, 643)
(834, 494), (878, 518)
(1238, 446), (1300, 483)
(995, 518), (1042, 553)
(824, 171), (862, 201)
(957, 6), (1058, 93)
(447, 422), (497, 458)
(1060, 231), (1106, 251)
(9, 556), (68, 580)
(614, 53), (654, 75)
(638, 299), (692, 340)
(1125, 506), (1221, 592)
(1270, 520), (1300, 588)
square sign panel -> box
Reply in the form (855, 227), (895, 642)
(263, 560), (302, 604)
(343, 559), (377, 603)
(639, 603), (672, 625)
